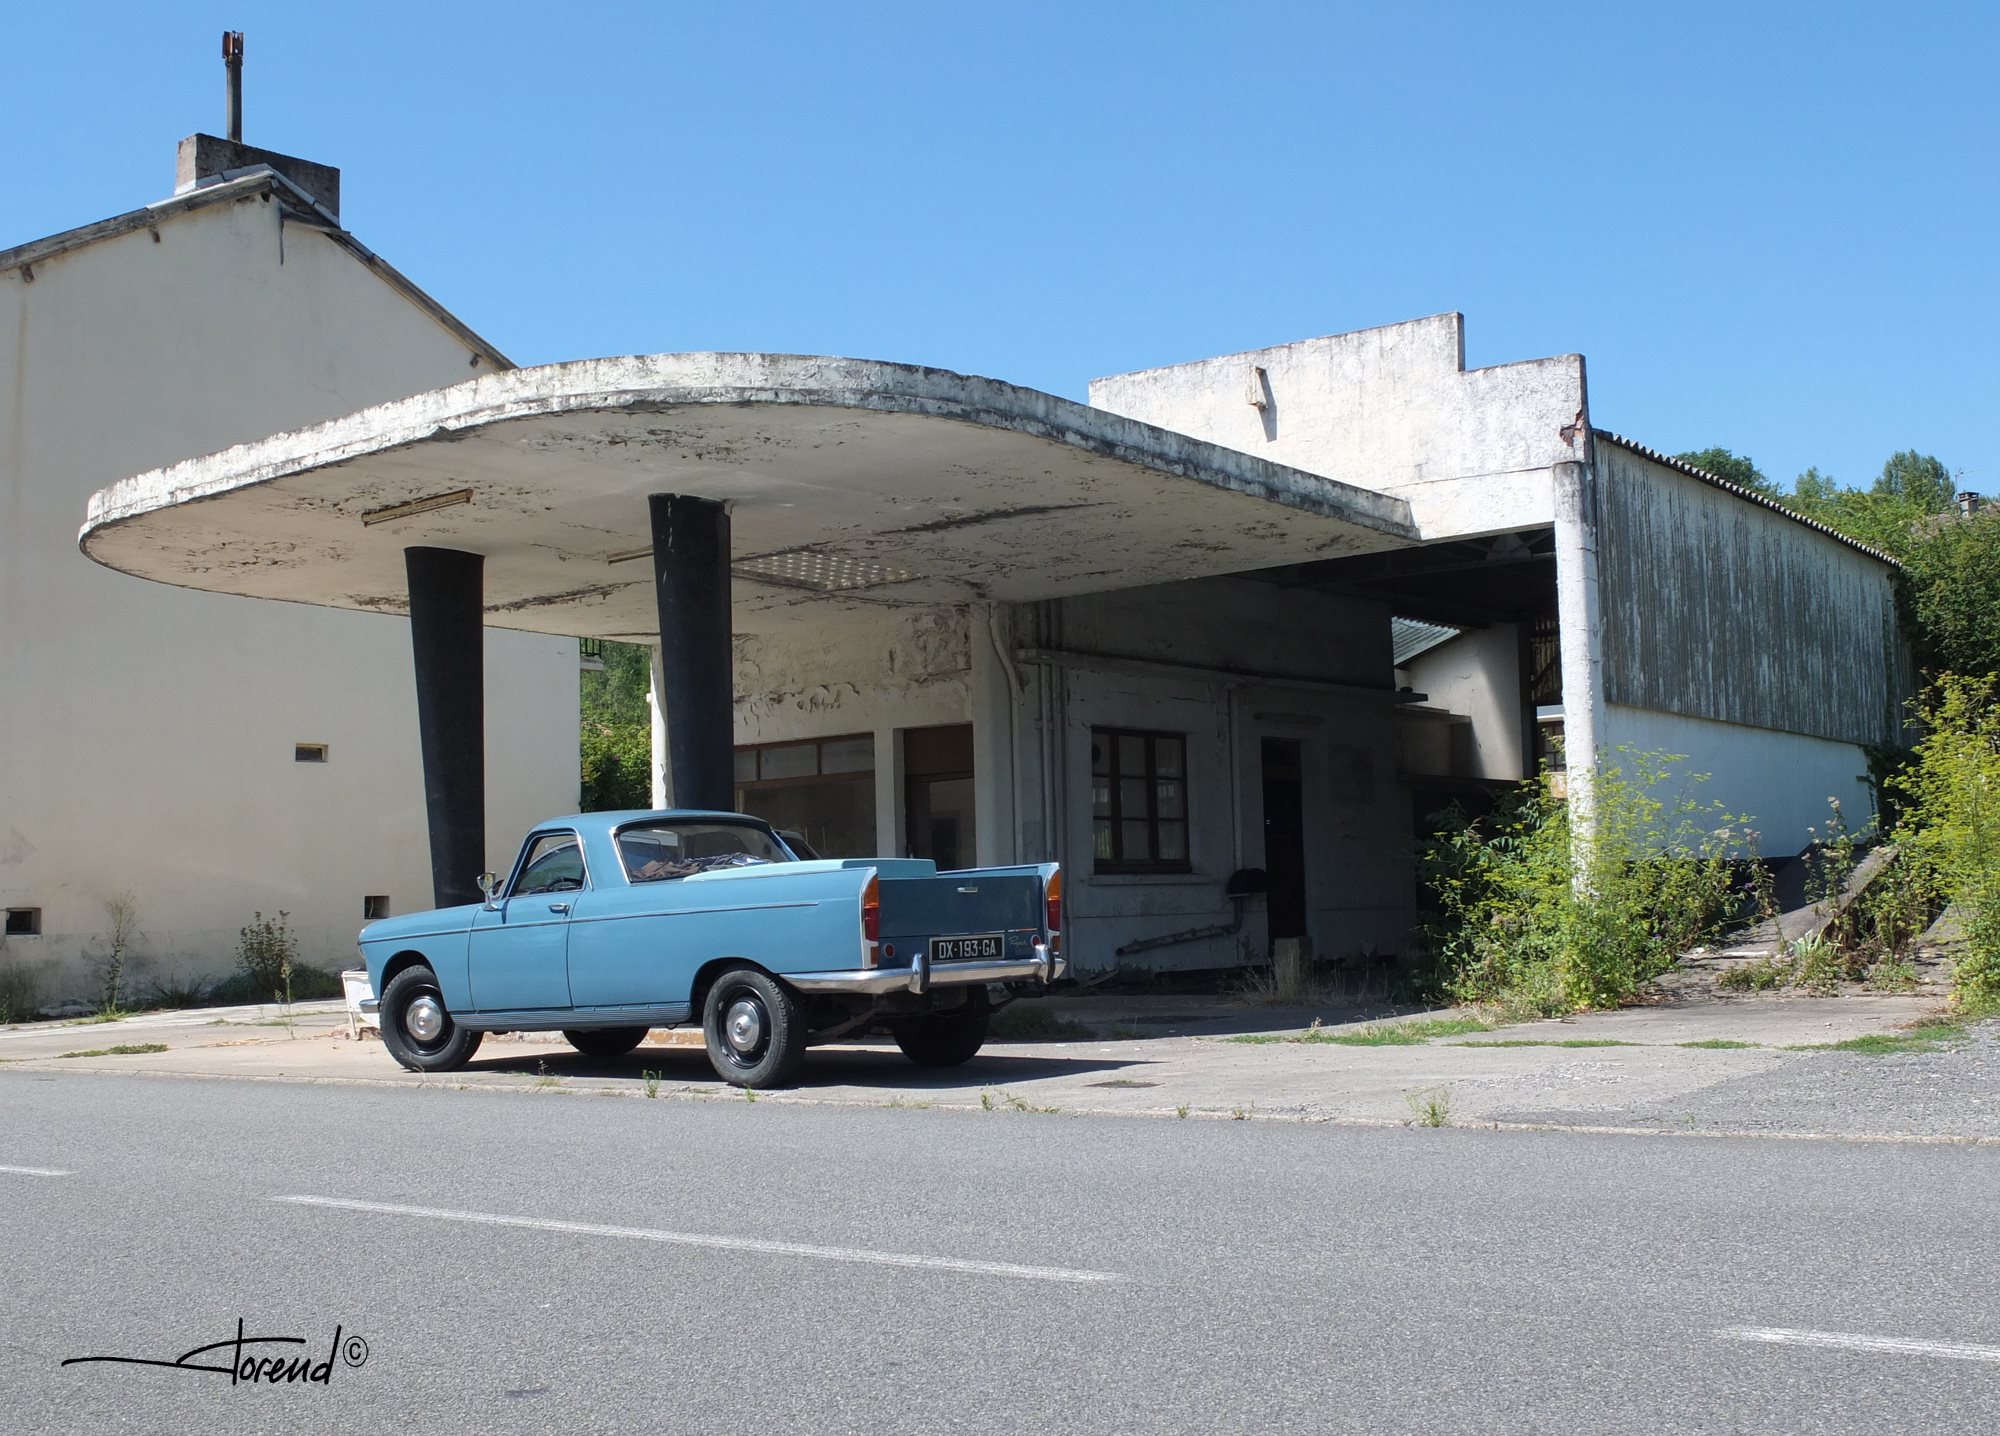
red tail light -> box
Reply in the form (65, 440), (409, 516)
(1044, 870), (1062, 950)
(862, 875), (881, 944)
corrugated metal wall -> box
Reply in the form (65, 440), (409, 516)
(1596, 442), (1901, 748)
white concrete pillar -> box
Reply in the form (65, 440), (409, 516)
(647, 645), (671, 809)
(969, 602), (1020, 865)
(1552, 457), (1607, 840)
(874, 727), (902, 857)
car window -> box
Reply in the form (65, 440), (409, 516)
(513, 832), (587, 896)
(617, 821), (793, 883)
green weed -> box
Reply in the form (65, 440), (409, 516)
(1786, 1021), (1966, 1055)
(1229, 1016), (1490, 1046)
(64, 1010), (129, 1026)
(1406, 1086), (1452, 1127)
(1449, 1038), (1638, 1048)
(1678, 1038), (1760, 1049)
(56, 1043), (167, 1058)
(1717, 957), (1791, 992)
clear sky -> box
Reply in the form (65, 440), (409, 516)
(6, 1), (1994, 495)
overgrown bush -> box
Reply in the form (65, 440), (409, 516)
(236, 911), (299, 1003)
(1888, 676), (2000, 1015)
(581, 722), (652, 811)
(1420, 750), (1741, 1014)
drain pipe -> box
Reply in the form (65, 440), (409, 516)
(1115, 897), (1250, 958)
(1113, 869), (1267, 958)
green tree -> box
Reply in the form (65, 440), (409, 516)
(1872, 450), (1956, 515)
(1674, 446), (1779, 498)
(581, 640), (652, 724)
(1898, 508), (2000, 677)
(579, 640), (653, 810)
(1783, 451), (1957, 558)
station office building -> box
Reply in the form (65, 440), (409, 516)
(9, 134), (1904, 1003)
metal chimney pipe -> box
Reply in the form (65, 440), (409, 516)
(223, 31), (245, 142)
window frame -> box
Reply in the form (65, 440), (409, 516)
(505, 829), (590, 898)
(1090, 726), (1192, 875)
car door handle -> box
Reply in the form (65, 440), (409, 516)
(547, 902), (571, 914)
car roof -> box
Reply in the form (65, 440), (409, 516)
(531, 809), (771, 831)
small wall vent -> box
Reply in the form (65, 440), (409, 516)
(295, 744), (329, 763)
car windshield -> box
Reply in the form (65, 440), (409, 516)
(616, 821), (795, 883)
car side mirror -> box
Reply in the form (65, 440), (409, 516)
(476, 872), (501, 909)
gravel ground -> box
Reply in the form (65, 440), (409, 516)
(1490, 1018), (2000, 1138)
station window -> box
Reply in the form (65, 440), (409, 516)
(4, 908), (41, 937)
(295, 743), (329, 763)
(1091, 728), (1190, 874)
(733, 734), (877, 859)
(363, 896), (390, 920)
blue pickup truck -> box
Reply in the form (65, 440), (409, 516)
(358, 810), (1064, 1087)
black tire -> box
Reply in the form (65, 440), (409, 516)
(892, 991), (992, 1068)
(702, 967), (807, 1088)
(380, 963), (482, 1073)
(563, 1026), (649, 1058)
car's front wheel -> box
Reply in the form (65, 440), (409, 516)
(380, 963), (483, 1072)
(702, 967), (807, 1088)
(563, 1026), (649, 1058)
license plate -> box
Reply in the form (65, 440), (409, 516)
(930, 933), (1005, 963)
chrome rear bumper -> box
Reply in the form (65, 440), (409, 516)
(789, 941), (1066, 996)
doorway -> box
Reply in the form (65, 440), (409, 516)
(1260, 738), (1308, 941)
(903, 724), (975, 871)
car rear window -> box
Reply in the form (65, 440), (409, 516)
(617, 822), (793, 882)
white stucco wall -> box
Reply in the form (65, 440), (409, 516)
(1022, 579), (1410, 973)
(1088, 314), (1578, 541)
(0, 195), (577, 1004)
(649, 607), (975, 857)
(1399, 625), (1526, 780)
(650, 576), (1412, 973)
(1599, 704), (1873, 858)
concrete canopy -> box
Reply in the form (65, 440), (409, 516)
(80, 353), (1419, 638)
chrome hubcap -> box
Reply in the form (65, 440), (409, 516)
(407, 995), (445, 1044)
(725, 998), (764, 1054)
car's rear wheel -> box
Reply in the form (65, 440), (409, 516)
(563, 1026), (649, 1058)
(380, 963), (482, 1073)
(892, 990), (991, 1067)
(702, 967), (807, 1088)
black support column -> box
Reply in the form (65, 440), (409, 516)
(405, 547), (486, 908)
(649, 494), (734, 811)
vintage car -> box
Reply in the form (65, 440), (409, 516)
(356, 810), (1064, 1087)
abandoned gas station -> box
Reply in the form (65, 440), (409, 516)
(77, 319), (1906, 978)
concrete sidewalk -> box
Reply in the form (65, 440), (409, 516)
(3, 988), (1987, 1140)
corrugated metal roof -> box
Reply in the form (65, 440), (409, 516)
(1593, 431), (1898, 568)
(1392, 616), (1461, 666)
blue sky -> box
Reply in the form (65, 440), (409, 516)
(6, 2), (1994, 495)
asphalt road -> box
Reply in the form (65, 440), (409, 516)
(2, 1072), (1995, 1435)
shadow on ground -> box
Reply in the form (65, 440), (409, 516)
(460, 1043), (1156, 1090)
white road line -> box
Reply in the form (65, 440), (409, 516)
(0, 1164), (73, 1177)
(275, 1195), (1123, 1285)
(1718, 1326), (2000, 1365)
